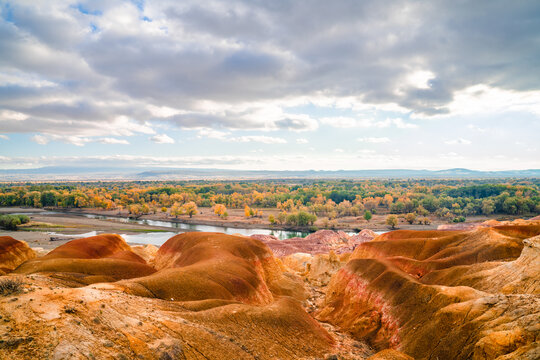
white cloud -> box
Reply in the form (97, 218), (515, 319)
(31, 135), (49, 145)
(467, 124), (486, 132)
(320, 117), (367, 128)
(357, 149), (376, 154)
(357, 137), (391, 143)
(31, 134), (128, 146)
(447, 85), (540, 117)
(150, 134), (175, 144)
(388, 118), (418, 129)
(334, 148), (344, 153)
(406, 70), (435, 89)
(0, 110), (29, 121)
(0, 135), (9, 140)
(197, 129), (229, 140)
(197, 129), (286, 144)
(296, 138), (308, 144)
(230, 136), (286, 144)
(99, 138), (130, 145)
(444, 138), (471, 145)
(320, 117), (417, 129)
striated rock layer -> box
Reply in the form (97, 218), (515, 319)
(318, 222), (540, 359)
(0, 236), (36, 275)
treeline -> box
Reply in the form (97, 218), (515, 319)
(0, 180), (539, 220)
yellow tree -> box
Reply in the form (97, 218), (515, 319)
(213, 204), (227, 217)
(170, 202), (184, 218)
(244, 205), (252, 218)
(405, 213), (416, 224)
(386, 215), (398, 229)
(182, 201), (198, 218)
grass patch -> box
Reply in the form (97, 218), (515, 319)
(19, 222), (68, 229)
(0, 278), (23, 296)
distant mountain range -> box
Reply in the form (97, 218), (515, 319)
(0, 167), (539, 181)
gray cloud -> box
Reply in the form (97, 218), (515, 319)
(0, 0), (539, 137)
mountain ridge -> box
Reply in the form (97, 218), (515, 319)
(1, 167), (539, 180)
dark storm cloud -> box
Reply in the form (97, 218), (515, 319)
(0, 0), (539, 135)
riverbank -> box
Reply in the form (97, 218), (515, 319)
(3, 205), (532, 233)
(31, 206), (436, 232)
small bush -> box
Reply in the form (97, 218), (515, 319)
(16, 215), (30, 224)
(0, 278), (23, 296)
(64, 306), (77, 314)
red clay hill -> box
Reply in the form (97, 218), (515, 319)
(115, 232), (308, 304)
(318, 222), (540, 359)
(14, 234), (155, 285)
(0, 236), (35, 275)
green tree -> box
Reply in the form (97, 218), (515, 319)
(363, 210), (372, 222)
(277, 212), (287, 225)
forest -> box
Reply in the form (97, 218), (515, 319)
(0, 179), (538, 225)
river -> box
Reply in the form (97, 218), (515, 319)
(17, 210), (385, 246)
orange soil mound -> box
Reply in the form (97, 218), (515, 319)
(318, 224), (540, 359)
(367, 349), (414, 360)
(14, 234), (155, 285)
(0, 236), (35, 275)
(0, 274), (338, 360)
(117, 232), (307, 304)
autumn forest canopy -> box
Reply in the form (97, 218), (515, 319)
(1, 179), (538, 221)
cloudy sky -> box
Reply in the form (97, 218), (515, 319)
(1, 0), (539, 170)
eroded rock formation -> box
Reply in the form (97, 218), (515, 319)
(1, 232), (369, 359)
(251, 229), (377, 257)
(0, 236), (35, 275)
(318, 222), (540, 359)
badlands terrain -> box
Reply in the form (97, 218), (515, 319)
(0, 218), (539, 359)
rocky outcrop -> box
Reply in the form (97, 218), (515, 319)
(318, 224), (540, 359)
(251, 229), (377, 257)
(0, 274), (338, 360)
(282, 251), (350, 287)
(14, 234), (155, 285)
(368, 349), (414, 360)
(0, 236), (35, 275)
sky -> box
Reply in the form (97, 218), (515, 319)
(0, 0), (539, 171)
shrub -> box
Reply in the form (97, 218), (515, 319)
(405, 213), (416, 224)
(363, 210), (372, 222)
(0, 215), (22, 230)
(16, 215), (30, 224)
(286, 213), (298, 226)
(0, 278), (23, 296)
